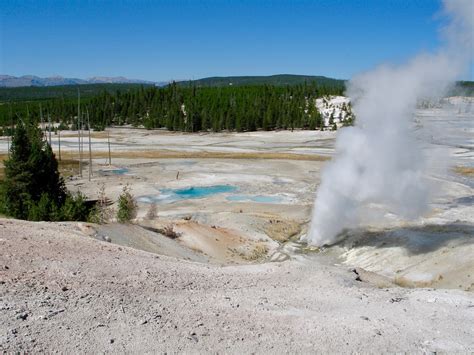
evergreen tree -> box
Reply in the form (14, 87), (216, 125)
(0, 121), (69, 220)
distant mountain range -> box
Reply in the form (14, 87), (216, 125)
(0, 74), (346, 88)
(0, 75), (161, 87)
(1, 74), (471, 98)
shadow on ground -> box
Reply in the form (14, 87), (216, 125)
(336, 222), (474, 255)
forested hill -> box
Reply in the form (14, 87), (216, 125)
(0, 82), (347, 133)
(0, 77), (470, 134)
(0, 75), (343, 102)
(0, 83), (153, 102)
(177, 74), (345, 87)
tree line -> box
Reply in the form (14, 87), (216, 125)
(0, 82), (345, 133)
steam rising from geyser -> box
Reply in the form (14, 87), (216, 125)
(309, 0), (473, 246)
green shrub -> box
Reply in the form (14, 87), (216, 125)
(116, 185), (137, 223)
(60, 193), (90, 221)
(87, 206), (101, 224)
(57, 122), (70, 131)
(87, 184), (112, 224)
(27, 194), (52, 221)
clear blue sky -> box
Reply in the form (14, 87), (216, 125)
(1, 0), (470, 81)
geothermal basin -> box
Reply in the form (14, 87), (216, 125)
(1, 98), (471, 289)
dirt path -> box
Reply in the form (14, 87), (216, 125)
(1, 219), (473, 353)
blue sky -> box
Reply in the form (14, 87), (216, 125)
(1, 0), (470, 81)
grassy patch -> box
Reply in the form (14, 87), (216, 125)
(242, 244), (269, 261)
(57, 150), (330, 161)
(264, 219), (301, 242)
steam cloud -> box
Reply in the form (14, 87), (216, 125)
(308, 0), (473, 246)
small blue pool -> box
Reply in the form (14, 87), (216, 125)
(137, 185), (238, 204)
(174, 185), (237, 198)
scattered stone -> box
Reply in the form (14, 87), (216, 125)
(189, 332), (198, 343)
(16, 312), (28, 320)
(61, 286), (69, 292)
(110, 339), (115, 344)
(389, 297), (404, 303)
(269, 252), (289, 262)
(352, 269), (362, 282)
(48, 309), (65, 318)
(360, 316), (369, 321)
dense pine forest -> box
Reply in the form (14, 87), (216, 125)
(1, 78), (471, 134)
(0, 81), (345, 132)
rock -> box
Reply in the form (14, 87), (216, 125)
(48, 309), (65, 318)
(189, 332), (198, 343)
(360, 316), (369, 321)
(61, 286), (69, 292)
(3, 265), (9, 270)
(104, 236), (112, 243)
(269, 252), (289, 262)
(389, 297), (404, 303)
(352, 269), (362, 282)
(110, 339), (115, 344)
(16, 312), (28, 320)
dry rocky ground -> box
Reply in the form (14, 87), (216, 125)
(1, 219), (473, 353)
(0, 102), (473, 352)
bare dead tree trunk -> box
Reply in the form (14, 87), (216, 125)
(48, 113), (52, 146)
(87, 109), (92, 181)
(78, 90), (82, 177)
(58, 129), (62, 162)
(107, 130), (112, 166)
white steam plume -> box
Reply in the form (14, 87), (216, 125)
(308, 0), (473, 246)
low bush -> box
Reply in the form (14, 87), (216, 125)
(145, 202), (157, 220)
(161, 224), (180, 239)
(116, 185), (137, 223)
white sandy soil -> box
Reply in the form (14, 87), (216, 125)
(0, 219), (473, 353)
(0, 99), (473, 352)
